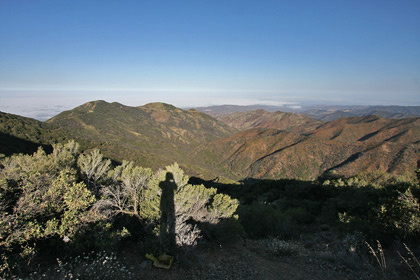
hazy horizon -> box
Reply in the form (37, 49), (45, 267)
(2, 90), (420, 121)
(1, 1), (419, 119)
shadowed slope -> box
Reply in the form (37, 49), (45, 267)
(0, 111), (66, 156)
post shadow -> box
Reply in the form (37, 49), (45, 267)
(159, 172), (177, 254)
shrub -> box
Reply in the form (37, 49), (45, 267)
(140, 163), (240, 249)
(78, 149), (111, 192)
(95, 161), (153, 219)
(0, 141), (100, 276)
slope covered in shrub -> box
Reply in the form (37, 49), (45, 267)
(0, 141), (240, 277)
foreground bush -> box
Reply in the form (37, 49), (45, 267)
(0, 141), (100, 275)
(139, 163), (240, 248)
(0, 142), (241, 277)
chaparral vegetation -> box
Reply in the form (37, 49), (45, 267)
(1, 103), (420, 279)
(1, 140), (420, 279)
(0, 141), (240, 277)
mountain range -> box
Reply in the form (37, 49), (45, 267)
(195, 104), (420, 121)
(201, 115), (420, 180)
(1, 100), (420, 181)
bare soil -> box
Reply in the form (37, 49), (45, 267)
(120, 238), (409, 280)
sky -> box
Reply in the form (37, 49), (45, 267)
(1, 0), (420, 120)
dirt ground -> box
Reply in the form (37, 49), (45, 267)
(18, 233), (418, 280)
(120, 237), (414, 280)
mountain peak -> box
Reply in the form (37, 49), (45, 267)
(140, 102), (179, 111)
(83, 99), (109, 107)
(81, 100), (110, 112)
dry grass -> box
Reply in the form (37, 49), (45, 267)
(397, 243), (420, 280)
(366, 240), (387, 279)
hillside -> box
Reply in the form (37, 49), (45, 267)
(215, 109), (321, 133)
(0, 111), (67, 156)
(303, 105), (420, 121)
(46, 100), (236, 176)
(4, 139), (417, 279)
(194, 104), (295, 116)
(201, 115), (420, 180)
(195, 104), (420, 121)
(2, 101), (420, 181)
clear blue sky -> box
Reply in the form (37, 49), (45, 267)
(1, 0), (419, 119)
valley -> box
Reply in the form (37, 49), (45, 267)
(2, 100), (420, 279)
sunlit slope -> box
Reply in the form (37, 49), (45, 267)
(47, 100), (236, 174)
(215, 109), (322, 133)
(201, 116), (420, 180)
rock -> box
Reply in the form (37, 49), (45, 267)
(139, 260), (152, 270)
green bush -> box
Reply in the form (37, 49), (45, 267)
(138, 163), (240, 249)
(0, 141), (100, 275)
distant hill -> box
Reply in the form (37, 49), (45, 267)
(301, 105), (420, 121)
(214, 109), (321, 134)
(46, 100), (236, 176)
(195, 104), (420, 121)
(193, 104), (297, 116)
(200, 115), (420, 180)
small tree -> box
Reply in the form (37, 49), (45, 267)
(96, 161), (153, 218)
(78, 149), (111, 192)
(395, 188), (420, 237)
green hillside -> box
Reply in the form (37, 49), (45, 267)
(46, 100), (237, 177)
(0, 111), (67, 157)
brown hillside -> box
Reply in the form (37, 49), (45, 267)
(202, 116), (420, 180)
(215, 109), (321, 133)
